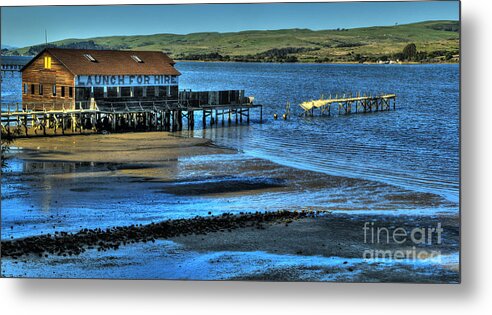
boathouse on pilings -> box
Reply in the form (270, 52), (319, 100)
(20, 48), (180, 111)
(5, 48), (261, 136)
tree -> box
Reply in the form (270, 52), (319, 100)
(402, 43), (417, 60)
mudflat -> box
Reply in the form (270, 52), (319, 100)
(1, 132), (459, 282)
(11, 132), (234, 163)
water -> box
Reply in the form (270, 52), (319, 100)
(1, 64), (459, 280)
(0, 70), (22, 105)
(175, 62), (459, 201)
(1, 62), (460, 201)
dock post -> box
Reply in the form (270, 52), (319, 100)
(178, 110), (183, 131)
(7, 104), (11, 136)
(61, 114), (66, 135)
(260, 105), (263, 123)
(163, 111), (166, 131)
(202, 110), (206, 129)
(161, 111), (165, 130)
(166, 111), (171, 131)
(112, 113), (117, 132)
(71, 114), (76, 133)
(23, 115), (28, 137)
(174, 110), (179, 132)
(171, 111), (176, 132)
(53, 114), (57, 134)
(43, 114), (47, 136)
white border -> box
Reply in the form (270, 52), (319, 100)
(2, 0), (492, 314)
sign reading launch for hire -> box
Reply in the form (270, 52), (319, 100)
(75, 74), (179, 87)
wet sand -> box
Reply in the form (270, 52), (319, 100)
(172, 213), (459, 282)
(10, 132), (234, 163)
(1, 132), (460, 282)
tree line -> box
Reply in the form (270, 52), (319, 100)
(179, 47), (320, 63)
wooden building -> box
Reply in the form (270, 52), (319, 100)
(20, 48), (181, 110)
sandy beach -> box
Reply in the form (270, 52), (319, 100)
(1, 132), (459, 282)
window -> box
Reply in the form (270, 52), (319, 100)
(83, 54), (97, 62)
(134, 87), (144, 97)
(39, 84), (43, 95)
(52, 84), (57, 96)
(23, 83), (28, 94)
(31, 84), (35, 94)
(94, 87), (104, 99)
(158, 86), (166, 97)
(146, 86), (156, 97)
(107, 87), (118, 98)
(131, 55), (143, 63)
(75, 87), (90, 101)
(68, 87), (73, 98)
(61, 86), (66, 97)
(121, 87), (131, 97)
(44, 56), (52, 69)
(170, 86), (178, 98)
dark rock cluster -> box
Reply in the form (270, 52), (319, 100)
(2, 210), (316, 259)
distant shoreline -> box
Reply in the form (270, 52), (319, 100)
(175, 59), (459, 65)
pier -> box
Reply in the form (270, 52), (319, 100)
(1, 48), (263, 138)
(1, 96), (263, 137)
(300, 93), (396, 117)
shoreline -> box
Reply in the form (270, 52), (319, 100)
(175, 59), (459, 65)
(1, 131), (459, 281)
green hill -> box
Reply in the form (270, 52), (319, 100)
(9, 20), (459, 63)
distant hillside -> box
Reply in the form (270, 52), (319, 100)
(8, 20), (459, 63)
(1, 44), (17, 50)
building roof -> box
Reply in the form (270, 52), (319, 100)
(21, 48), (181, 76)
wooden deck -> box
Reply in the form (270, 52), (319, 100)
(300, 93), (396, 116)
(1, 100), (263, 137)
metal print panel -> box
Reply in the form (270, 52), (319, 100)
(0, 1), (460, 283)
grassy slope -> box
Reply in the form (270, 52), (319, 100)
(12, 20), (459, 62)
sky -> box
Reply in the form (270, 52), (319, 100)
(1, 1), (460, 48)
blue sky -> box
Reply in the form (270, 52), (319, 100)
(1, 1), (459, 48)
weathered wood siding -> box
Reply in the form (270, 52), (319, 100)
(22, 51), (75, 110)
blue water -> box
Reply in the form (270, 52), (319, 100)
(176, 62), (459, 201)
(1, 70), (22, 105)
(1, 63), (459, 280)
(1, 62), (459, 201)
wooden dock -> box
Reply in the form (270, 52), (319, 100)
(1, 99), (263, 138)
(300, 93), (396, 117)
